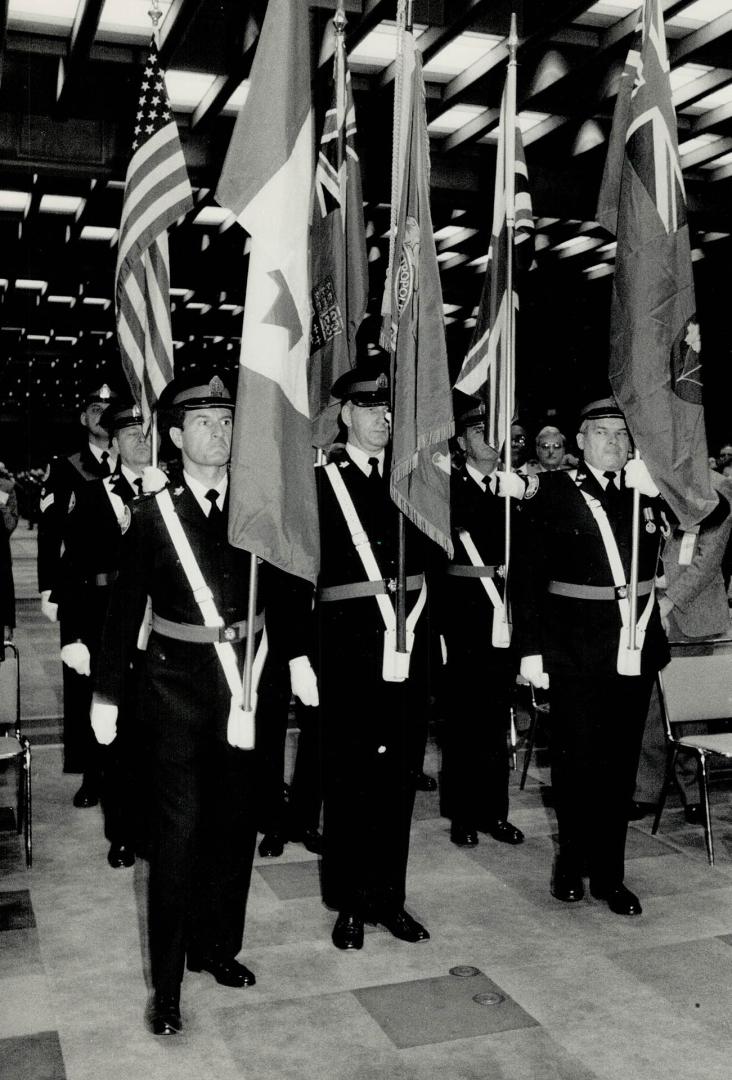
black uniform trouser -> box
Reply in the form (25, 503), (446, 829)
(254, 658), (322, 836)
(318, 614), (425, 916)
(548, 670), (654, 887)
(98, 652), (147, 850)
(61, 615), (96, 777)
(144, 640), (257, 996)
(441, 632), (516, 826)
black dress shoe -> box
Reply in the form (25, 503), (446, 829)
(627, 801), (655, 821)
(376, 909), (430, 943)
(551, 864), (584, 902)
(590, 882), (643, 916)
(481, 819), (524, 845)
(415, 771), (437, 792)
(258, 832), (285, 858)
(107, 843), (135, 869)
(72, 781), (98, 808)
(450, 824), (479, 847)
(150, 992), (182, 1036)
(186, 952), (256, 987)
(684, 802), (703, 824)
(332, 912), (364, 950)
(289, 826), (323, 855)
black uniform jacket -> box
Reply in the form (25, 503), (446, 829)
(58, 471), (138, 648)
(38, 446), (110, 597)
(315, 452), (430, 653)
(511, 464), (669, 677)
(438, 463), (507, 632)
(95, 478), (298, 707)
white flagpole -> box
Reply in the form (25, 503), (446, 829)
(502, 13), (518, 598)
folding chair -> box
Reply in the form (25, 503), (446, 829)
(652, 637), (732, 866)
(0, 641), (32, 868)
(519, 677), (550, 790)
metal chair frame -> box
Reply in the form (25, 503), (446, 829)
(652, 637), (732, 866)
(519, 679), (550, 790)
(0, 640), (32, 868)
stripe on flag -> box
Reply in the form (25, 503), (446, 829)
(115, 39), (193, 426)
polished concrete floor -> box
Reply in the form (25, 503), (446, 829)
(3, 523), (732, 1080)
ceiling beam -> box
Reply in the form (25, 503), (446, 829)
(691, 99), (732, 138)
(191, 10), (261, 128)
(158, 0), (208, 69)
(377, 0), (495, 90)
(345, 0), (394, 53)
(670, 10), (732, 66)
(681, 135), (732, 169)
(55, 0), (105, 116)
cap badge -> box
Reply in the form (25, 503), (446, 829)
(208, 375), (226, 398)
(98, 384), (112, 400)
(376, 372), (388, 390)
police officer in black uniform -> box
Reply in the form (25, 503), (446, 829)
(290, 362), (432, 951)
(59, 398), (155, 868)
(38, 381), (119, 805)
(512, 397), (669, 916)
(91, 370), (298, 1036)
(440, 393), (525, 849)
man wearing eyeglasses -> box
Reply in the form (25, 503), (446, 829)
(534, 426), (568, 472)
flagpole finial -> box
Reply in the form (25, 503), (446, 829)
(508, 11), (518, 54)
(333, 4), (347, 34)
(148, 0), (162, 31)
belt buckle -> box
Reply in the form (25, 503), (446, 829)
(221, 625), (237, 642)
(386, 577), (396, 594)
(615, 585), (628, 600)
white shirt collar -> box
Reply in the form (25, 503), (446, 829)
(120, 464), (143, 490)
(183, 470), (228, 516)
(584, 461), (619, 489)
(345, 442), (385, 477)
(466, 461), (495, 491)
(89, 442), (117, 468)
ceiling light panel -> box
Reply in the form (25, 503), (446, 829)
(165, 70), (218, 112)
(679, 133), (723, 155)
(0, 190), (31, 213)
(688, 84), (732, 113)
(80, 225), (118, 242)
(348, 21), (427, 74)
(8, 0), (77, 36)
(422, 32), (502, 83)
(39, 195), (86, 216)
(428, 103), (486, 136)
(702, 150), (732, 168)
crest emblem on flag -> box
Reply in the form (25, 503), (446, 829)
(670, 317), (702, 404)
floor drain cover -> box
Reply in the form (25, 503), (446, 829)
(472, 991), (505, 1007)
(449, 965), (480, 978)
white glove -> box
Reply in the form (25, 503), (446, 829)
(90, 699), (118, 745)
(495, 470), (526, 500)
(520, 654), (550, 690)
(40, 589), (58, 623)
(289, 655), (319, 707)
(624, 458), (659, 498)
(141, 465), (168, 494)
(60, 642), (91, 677)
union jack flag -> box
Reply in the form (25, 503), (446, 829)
(454, 80), (534, 453)
(309, 20), (368, 449)
(597, 0), (715, 529)
(115, 38), (193, 427)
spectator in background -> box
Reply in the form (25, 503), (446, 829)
(0, 463), (19, 537)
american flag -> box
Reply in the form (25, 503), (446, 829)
(115, 38), (193, 426)
(454, 80), (533, 452)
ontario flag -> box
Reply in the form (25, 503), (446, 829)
(115, 38), (193, 427)
(216, 0), (318, 583)
(386, 32), (453, 556)
(454, 79), (534, 452)
(597, 0), (716, 529)
(309, 16), (368, 450)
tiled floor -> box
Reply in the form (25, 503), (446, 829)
(4, 523), (732, 1079)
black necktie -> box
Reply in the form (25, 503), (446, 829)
(205, 488), (223, 525)
(482, 475), (494, 496)
(603, 470), (620, 515)
(134, 478), (143, 496)
(100, 450), (111, 477)
(367, 457), (381, 486)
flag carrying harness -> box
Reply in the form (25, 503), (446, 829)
(154, 488), (267, 747)
(323, 462), (427, 681)
(456, 529), (511, 648)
